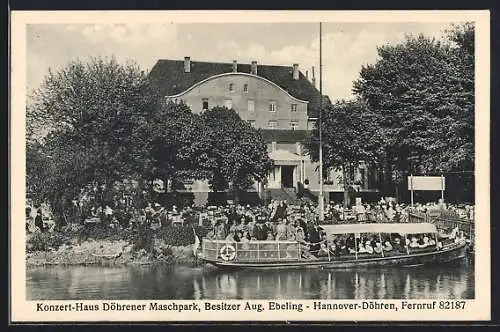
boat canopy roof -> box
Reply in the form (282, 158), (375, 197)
(321, 223), (437, 235)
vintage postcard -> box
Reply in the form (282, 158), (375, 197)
(10, 10), (490, 322)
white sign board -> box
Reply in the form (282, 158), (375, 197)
(407, 176), (445, 191)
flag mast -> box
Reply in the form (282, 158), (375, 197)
(318, 22), (325, 222)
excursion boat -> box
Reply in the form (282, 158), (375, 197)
(198, 223), (468, 269)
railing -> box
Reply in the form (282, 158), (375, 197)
(202, 240), (302, 262)
(408, 212), (474, 246)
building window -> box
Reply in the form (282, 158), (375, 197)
(268, 120), (278, 130)
(247, 100), (255, 112)
(247, 120), (256, 127)
(202, 98), (209, 111)
(291, 103), (297, 112)
(290, 121), (298, 130)
(243, 83), (248, 93)
(269, 101), (277, 112)
(229, 83), (234, 92)
(271, 141), (277, 151)
(224, 99), (233, 110)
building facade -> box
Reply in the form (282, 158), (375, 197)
(149, 57), (379, 204)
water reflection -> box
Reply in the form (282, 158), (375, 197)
(27, 259), (474, 300)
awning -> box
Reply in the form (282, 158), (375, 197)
(321, 223), (437, 235)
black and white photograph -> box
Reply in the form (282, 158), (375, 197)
(11, 10), (490, 322)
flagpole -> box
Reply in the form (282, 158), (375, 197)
(318, 22), (325, 222)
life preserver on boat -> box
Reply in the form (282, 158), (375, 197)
(220, 245), (236, 261)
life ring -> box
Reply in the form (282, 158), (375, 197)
(220, 245), (236, 261)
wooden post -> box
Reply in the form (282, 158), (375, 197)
(404, 234), (410, 255)
(354, 233), (358, 260)
(378, 233), (384, 257)
(410, 174), (414, 208)
(434, 232), (439, 251)
(441, 174), (445, 203)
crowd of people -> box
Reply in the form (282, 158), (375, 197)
(25, 190), (474, 238)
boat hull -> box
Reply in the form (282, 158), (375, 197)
(199, 240), (468, 270)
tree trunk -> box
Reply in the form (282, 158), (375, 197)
(343, 164), (349, 209)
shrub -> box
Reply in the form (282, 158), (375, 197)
(26, 232), (68, 252)
(156, 225), (209, 246)
(132, 226), (155, 253)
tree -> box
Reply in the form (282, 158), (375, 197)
(352, 24), (474, 201)
(200, 106), (273, 204)
(26, 57), (160, 222)
(131, 100), (214, 203)
(352, 27), (474, 174)
(305, 99), (383, 207)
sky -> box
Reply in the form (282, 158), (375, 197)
(26, 22), (456, 101)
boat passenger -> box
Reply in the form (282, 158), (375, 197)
(373, 241), (383, 254)
(383, 240), (393, 252)
(428, 237), (436, 246)
(392, 238), (406, 253)
(275, 218), (287, 240)
(225, 230), (236, 242)
(418, 235), (430, 248)
(317, 242), (329, 257)
(205, 229), (216, 240)
(236, 218), (247, 233)
(286, 220), (296, 240)
(364, 241), (374, 254)
(409, 237), (420, 249)
(253, 221), (266, 240)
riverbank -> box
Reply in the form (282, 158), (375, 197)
(26, 239), (197, 267)
(26, 224), (205, 267)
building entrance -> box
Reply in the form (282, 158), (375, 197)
(281, 166), (294, 188)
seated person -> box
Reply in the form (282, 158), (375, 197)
(409, 237), (420, 249)
(383, 240), (393, 252)
(373, 241), (383, 254)
(392, 238), (406, 253)
(206, 229), (216, 240)
(418, 235), (430, 248)
(427, 237), (436, 246)
(317, 242), (329, 257)
(225, 230), (236, 242)
(364, 241), (374, 254)
(357, 244), (367, 253)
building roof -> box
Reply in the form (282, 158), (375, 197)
(260, 129), (309, 143)
(148, 59), (329, 118)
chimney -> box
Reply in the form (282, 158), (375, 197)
(251, 61), (258, 75)
(312, 66), (316, 87)
(292, 63), (299, 80)
(184, 56), (191, 73)
(232, 60), (237, 73)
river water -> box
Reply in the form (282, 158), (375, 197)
(26, 258), (474, 300)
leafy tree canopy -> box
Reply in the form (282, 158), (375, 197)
(352, 24), (474, 174)
(200, 106), (273, 195)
